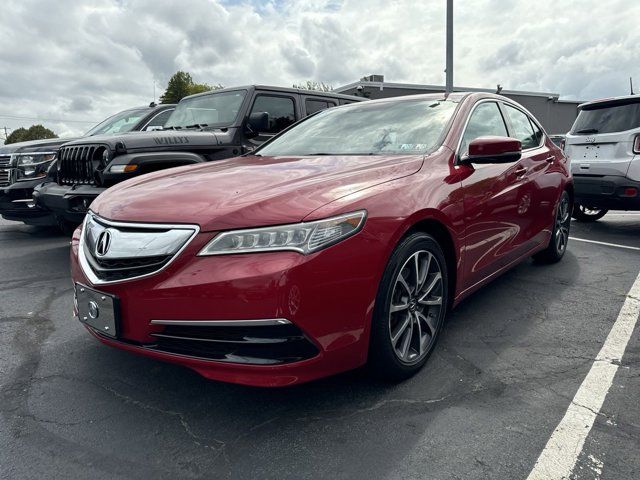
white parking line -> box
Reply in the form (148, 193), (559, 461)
(570, 237), (640, 251)
(526, 270), (640, 480)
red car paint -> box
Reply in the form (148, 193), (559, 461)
(70, 92), (571, 386)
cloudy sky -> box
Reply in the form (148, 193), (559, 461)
(1, 0), (639, 140)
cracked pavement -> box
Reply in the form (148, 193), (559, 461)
(1, 214), (639, 479)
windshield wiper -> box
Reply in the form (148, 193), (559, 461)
(163, 126), (182, 130)
(185, 123), (209, 129)
(575, 128), (599, 134)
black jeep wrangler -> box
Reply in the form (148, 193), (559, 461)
(34, 85), (363, 227)
(1, 103), (174, 225)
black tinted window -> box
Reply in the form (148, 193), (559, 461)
(505, 105), (539, 149)
(461, 102), (508, 154)
(572, 101), (640, 134)
(250, 95), (296, 133)
(144, 109), (173, 130)
(305, 99), (336, 115)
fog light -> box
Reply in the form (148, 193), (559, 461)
(623, 187), (638, 197)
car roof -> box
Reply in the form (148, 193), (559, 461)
(578, 94), (640, 110)
(181, 85), (364, 102)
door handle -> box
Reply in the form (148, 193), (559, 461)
(514, 166), (528, 177)
(545, 156), (555, 163)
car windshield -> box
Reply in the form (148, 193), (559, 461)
(572, 100), (640, 134)
(84, 108), (150, 136)
(257, 98), (459, 156)
(164, 90), (247, 129)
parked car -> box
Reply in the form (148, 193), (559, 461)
(0, 103), (175, 226)
(70, 92), (572, 387)
(565, 95), (640, 221)
(35, 86), (364, 229)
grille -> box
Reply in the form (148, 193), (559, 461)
(0, 155), (10, 186)
(146, 323), (319, 364)
(79, 213), (197, 283)
(57, 144), (106, 185)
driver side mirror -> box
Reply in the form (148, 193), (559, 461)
(459, 136), (522, 165)
(244, 112), (270, 138)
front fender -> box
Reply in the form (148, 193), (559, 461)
(101, 151), (207, 185)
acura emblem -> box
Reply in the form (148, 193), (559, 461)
(95, 230), (112, 257)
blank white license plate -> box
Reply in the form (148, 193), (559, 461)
(74, 283), (119, 338)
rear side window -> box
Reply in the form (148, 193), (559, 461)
(572, 101), (640, 134)
(460, 102), (508, 154)
(504, 104), (539, 149)
(305, 99), (336, 115)
(250, 95), (296, 134)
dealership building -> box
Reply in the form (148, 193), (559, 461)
(335, 75), (582, 134)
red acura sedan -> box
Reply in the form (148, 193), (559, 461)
(70, 92), (572, 387)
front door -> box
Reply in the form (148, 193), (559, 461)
(458, 101), (532, 290)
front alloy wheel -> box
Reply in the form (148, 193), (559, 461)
(369, 232), (448, 380)
(389, 250), (443, 364)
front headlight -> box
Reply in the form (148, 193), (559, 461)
(198, 210), (367, 256)
(12, 152), (57, 181)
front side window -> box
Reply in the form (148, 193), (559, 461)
(164, 90), (247, 129)
(504, 104), (539, 149)
(460, 102), (508, 154)
(258, 98), (459, 156)
(85, 108), (150, 136)
(250, 95), (296, 134)
(144, 109), (174, 130)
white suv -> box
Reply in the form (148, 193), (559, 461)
(565, 95), (640, 221)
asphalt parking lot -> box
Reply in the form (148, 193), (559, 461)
(1, 214), (639, 480)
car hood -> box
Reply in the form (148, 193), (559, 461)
(91, 154), (424, 231)
(0, 137), (78, 155)
(66, 129), (227, 152)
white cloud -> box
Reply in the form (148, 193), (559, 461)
(1, 0), (639, 138)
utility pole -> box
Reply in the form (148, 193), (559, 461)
(630, 77), (635, 95)
(1, 126), (9, 142)
(445, 0), (453, 95)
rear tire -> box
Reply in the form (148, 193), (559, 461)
(533, 190), (571, 264)
(368, 232), (449, 381)
(572, 204), (608, 222)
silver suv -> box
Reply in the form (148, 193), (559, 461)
(565, 95), (640, 221)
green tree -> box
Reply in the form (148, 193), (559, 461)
(5, 124), (56, 144)
(160, 71), (223, 104)
(293, 81), (333, 92)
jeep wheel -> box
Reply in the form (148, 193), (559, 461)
(572, 204), (608, 222)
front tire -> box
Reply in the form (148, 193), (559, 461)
(572, 204), (608, 222)
(369, 232), (448, 381)
(533, 190), (571, 264)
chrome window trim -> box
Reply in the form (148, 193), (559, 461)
(150, 319), (291, 327)
(78, 212), (200, 285)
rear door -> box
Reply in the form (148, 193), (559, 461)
(459, 101), (532, 289)
(502, 103), (556, 247)
(303, 97), (337, 116)
(565, 99), (640, 180)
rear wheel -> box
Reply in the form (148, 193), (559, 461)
(533, 190), (571, 263)
(572, 204), (608, 222)
(369, 232), (448, 381)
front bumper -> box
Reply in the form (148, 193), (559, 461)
(70, 225), (384, 387)
(573, 174), (640, 210)
(34, 182), (106, 224)
(0, 179), (55, 225)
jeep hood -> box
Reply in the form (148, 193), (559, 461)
(91, 154), (424, 231)
(66, 129), (230, 152)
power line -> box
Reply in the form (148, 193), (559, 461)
(0, 114), (98, 124)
